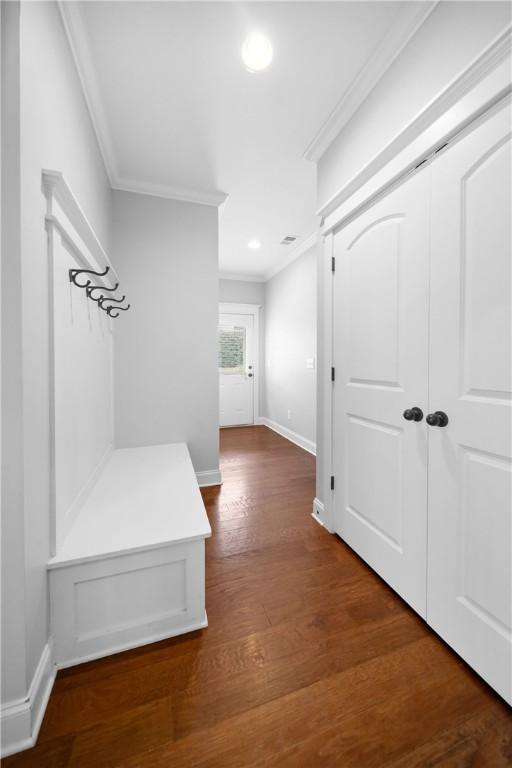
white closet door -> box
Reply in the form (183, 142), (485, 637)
(428, 102), (512, 703)
(333, 172), (430, 615)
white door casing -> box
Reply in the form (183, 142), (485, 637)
(332, 171), (430, 616)
(427, 101), (512, 702)
(219, 311), (255, 427)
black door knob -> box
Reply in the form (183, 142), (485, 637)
(403, 407), (423, 422)
(426, 410), (449, 427)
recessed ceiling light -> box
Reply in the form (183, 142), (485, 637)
(247, 239), (262, 250)
(241, 34), (273, 73)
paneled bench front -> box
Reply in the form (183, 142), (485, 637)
(48, 443), (211, 668)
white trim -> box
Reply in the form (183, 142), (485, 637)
(219, 303), (261, 427)
(319, 232), (334, 532)
(312, 497), (324, 517)
(47, 534), (211, 571)
(311, 497), (334, 533)
(55, 612), (208, 671)
(219, 302), (262, 314)
(219, 273), (265, 283)
(303, 2), (438, 162)
(320, 26), (512, 226)
(112, 177), (228, 209)
(58, 2), (228, 209)
(0, 642), (56, 758)
(264, 232), (318, 281)
(58, 1), (117, 183)
(218, 198), (228, 221)
(259, 417), (316, 456)
(196, 469), (222, 487)
(42, 169), (118, 283)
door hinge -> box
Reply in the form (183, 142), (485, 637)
(415, 141), (450, 171)
(330, 475), (335, 491)
(415, 157), (429, 170)
(331, 256), (336, 273)
(331, 366), (335, 382)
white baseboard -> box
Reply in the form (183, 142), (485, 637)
(55, 611), (208, 670)
(0, 641), (56, 758)
(196, 469), (222, 487)
(259, 417), (316, 456)
(311, 497), (334, 533)
(312, 497), (325, 517)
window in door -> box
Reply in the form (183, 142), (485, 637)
(218, 326), (246, 375)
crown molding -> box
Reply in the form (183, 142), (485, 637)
(58, 1), (118, 183)
(264, 231), (318, 282)
(219, 273), (265, 283)
(112, 177), (228, 208)
(303, 1), (438, 162)
(319, 24), (512, 226)
(58, 2), (228, 209)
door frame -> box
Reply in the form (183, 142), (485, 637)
(219, 302), (261, 427)
(317, 34), (511, 533)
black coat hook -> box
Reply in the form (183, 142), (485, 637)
(107, 304), (130, 318)
(69, 266), (110, 288)
(98, 294), (126, 310)
(86, 283), (120, 302)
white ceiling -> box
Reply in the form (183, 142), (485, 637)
(65, 1), (416, 279)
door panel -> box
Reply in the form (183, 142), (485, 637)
(219, 313), (254, 427)
(428, 102), (512, 703)
(333, 172), (430, 616)
(347, 415), (403, 550)
(347, 217), (402, 385)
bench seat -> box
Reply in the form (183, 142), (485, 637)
(48, 443), (211, 667)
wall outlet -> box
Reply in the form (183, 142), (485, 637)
(287, 410), (292, 420)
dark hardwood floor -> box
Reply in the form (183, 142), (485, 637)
(5, 425), (511, 767)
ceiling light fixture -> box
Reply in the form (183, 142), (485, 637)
(247, 240), (262, 250)
(241, 34), (273, 73)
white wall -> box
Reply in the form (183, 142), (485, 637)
(219, 278), (264, 305)
(112, 190), (219, 476)
(1, 0), (112, 721)
(263, 246), (317, 448)
(318, 1), (511, 208)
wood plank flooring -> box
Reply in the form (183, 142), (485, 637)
(5, 425), (511, 767)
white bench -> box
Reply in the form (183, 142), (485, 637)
(48, 443), (211, 668)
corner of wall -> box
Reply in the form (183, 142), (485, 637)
(0, 641), (56, 758)
(196, 469), (222, 487)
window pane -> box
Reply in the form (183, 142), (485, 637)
(219, 326), (246, 374)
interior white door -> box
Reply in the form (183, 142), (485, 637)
(427, 102), (512, 703)
(333, 171), (431, 615)
(219, 313), (254, 427)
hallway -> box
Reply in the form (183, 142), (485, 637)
(4, 426), (511, 767)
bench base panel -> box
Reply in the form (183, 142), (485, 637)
(50, 539), (207, 667)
